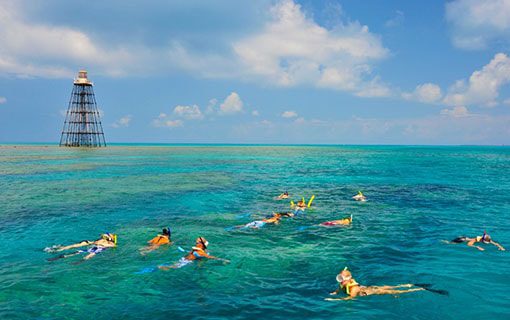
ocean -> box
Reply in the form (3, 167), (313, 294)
(1, 145), (509, 319)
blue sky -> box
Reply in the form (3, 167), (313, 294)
(0, 0), (509, 144)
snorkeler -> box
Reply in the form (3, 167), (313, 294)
(46, 233), (117, 261)
(159, 237), (229, 270)
(140, 227), (172, 255)
(325, 267), (447, 301)
(290, 196), (315, 212)
(276, 191), (290, 200)
(235, 212), (293, 229)
(352, 191), (366, 202)
(46, 233), (117, 252)
(447, 231), (505, 251)
(321, 215), (352, 227)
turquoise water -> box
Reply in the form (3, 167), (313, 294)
(1, 145), (509, 319)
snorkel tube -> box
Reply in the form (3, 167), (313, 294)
(307, 195), (315, 208)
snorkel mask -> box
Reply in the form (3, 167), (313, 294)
(336, 267), (352, 283)
(101, 233), (117, 245)
(481, 231), (490, 244)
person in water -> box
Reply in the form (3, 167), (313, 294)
(448, 231), (505, 251)
(140, 227), (172, 255)
(46, 233), (117, 260)
(237, 212), (294, 229)
(321, 215), (352, 227)
(352, 191), (366, 202)
(48, 233), (117, 252)
(290, 199), (307, 212)
(325, 267), (428, 301)
(276, 191), (290, 200)
(159, 237), (229, 270)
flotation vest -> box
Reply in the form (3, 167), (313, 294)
(191, 247), (208, 259)
(341, 279), (359, 295)
(149, 235), (170, 245)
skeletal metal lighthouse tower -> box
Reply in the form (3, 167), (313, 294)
(60, 70), (106, 147)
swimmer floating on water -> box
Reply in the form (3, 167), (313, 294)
(276, 191), (290, 200)
(234, 212), (294, 230)
(321, 215), (353, 227)
(290, 195), (315, 212)
(140, 227), (172, 255)
(45, 233), (117, 261)
(352, 191), (366, 202)
(447, 231), (505, 251)
(325, 267), (448, 301)
(159, 237), (229, 270)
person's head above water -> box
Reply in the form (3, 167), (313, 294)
(336, 267), (353, 283)
(480, 232), (491, 243)
(101, 233), (115, 241)
(196, 237), (209, 249)
(162, 227), (171, 237)
(100, 233), (117, 245)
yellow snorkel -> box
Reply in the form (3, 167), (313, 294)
(307, 195), (315, 208)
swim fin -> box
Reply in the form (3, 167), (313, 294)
(414, 283), (449, 296)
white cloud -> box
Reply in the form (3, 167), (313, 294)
(252, 110), (259, 116)
(0, 96), (6, 104)
(385, 10), (404, 28)
(446, 0), (510, 50)
(354, 77), (392, 97)
(282, 110), (298, 118)
(0, 2), (135, 78)
(232, 0), (390, 96)
(112, 115), (132, 128)
(205, 98), (218, 114)
(231, 113), (510, 144)
(173, 104), (203, 120)
(219, 92), (243, 114)
(443, 53), (510, 107)
(294, 117), (305, 124)
(0, 1), (392, 100)
(152, 113), (183, 128)
(402, 83), (442, 103)
(440, 106), (471, 118)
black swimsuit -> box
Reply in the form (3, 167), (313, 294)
(451, 236), (468, 243)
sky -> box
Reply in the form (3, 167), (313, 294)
(0, 0), (510, 145)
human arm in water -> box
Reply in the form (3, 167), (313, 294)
(192, 250), (230, 263)
(490, 240), (506, 251)
(327, 285), (360, 300)
(328, 282), (361, 297)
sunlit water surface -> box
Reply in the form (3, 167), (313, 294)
(1, 145), (509, 319)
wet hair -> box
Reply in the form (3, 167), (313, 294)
(162, 228), (171, 236)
